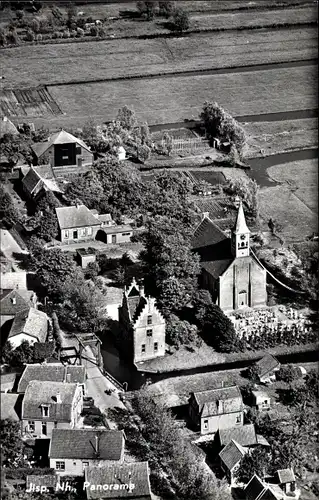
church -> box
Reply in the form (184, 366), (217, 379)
(192, 202), (267, 312)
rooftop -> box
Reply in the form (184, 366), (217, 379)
(8, 307), (48, 343)
(49, 429), (124, 461)
(192, 385), (243, 417)
(219, 439), (247, 471)
(245, 474), (267, 500)
(85, 462), (151, 499)
(0, 271), (28, 290)
(0, 289), (35, 317)
(17, 363), (86, 393)
(0, 116), (19, 137)
(277, 468), (295, 484)
(55, 205), (101, 230)
(256, 354), (280, 378)
(218, 424), (258, 447)
(1, 393), (22, 421)
(32, 129), (91, 158)
(22, 166), (63, 195)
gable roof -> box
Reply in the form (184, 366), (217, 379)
(0, 393), (21, 421)
(32, 129), (91, 158)
(219, 439), (247, 471)
(0, 372), (17, 392)
(85, 462), (151, 499)
(192, 385), (243, 417)
(8, 307), (48, 343)
(277, 468), (295, 484)
(219, 424), (258, 447)
(192, 216), (234, 279)
(0, 116), (19, 137)
(22, 380), (78, 422)
(22, 166), (62, 195)
(245, 474), (267, 500)
(55, 205), (101, 230)
(256, 354), (280, 378)
(49, 429), (124, 460)
(0, 289), (34, 316)
(17, 363), (86, 393)
(22, 167), (42, 194)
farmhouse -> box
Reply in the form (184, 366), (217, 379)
(192, 202), (267, 312)
(255, 354), (281, 384)
(49, 429), (125, 476)
(32, 130), (93, 176)
(17, 363), (86, 394)
(21, 380), (83, 438)
(188, 385), (244, 435)
(55, 205), (102, 244)
(245, 471), (299, 500)
(118, 278), (166, 364)
(7, 307), (48, 349)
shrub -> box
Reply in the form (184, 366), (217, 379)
(246, 363), (262, 382)
(171, 8), (190, 32)
(62, 30), (70, 38)
(276, 365), (302, 383)
(77, 27), (84, 37)
(25, 29), (35, 41)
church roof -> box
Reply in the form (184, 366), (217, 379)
(233, 201), (250, 234)
(192, 216), (234, 279)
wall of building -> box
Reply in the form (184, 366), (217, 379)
(50, 458), (122, 476)
(133, 306), (165, 363)
(22, 419), (73, 439)
(39, 145), (93, 169)
(9, 333), (38, 349)
(59, 225), (101, 244)
(104, 231), (133, 244)
(200, 411), (244, 435)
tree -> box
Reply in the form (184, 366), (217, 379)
(137, 143), (151, 163)
(84, 261), (100, 281)
(276, 365), (302, 383)
(65, 170), (104, 210)
(30, 18), (40, 33)
(235, 447), (270, 484)
(33, 209), (58, 242)
(136, 1), (156, 20)
(200, 303), (245, 352)
(0, 419), (23, 467)
(162, 131), (173, 155)
(166, 314), (201, 349)
(9, 340), (35, 367)
(0, 186), (20, 225)
(25, 28), (35, 41)
(246, 362), (262, 382)
(116, 105), (138, 131)
(171, 8), (189, 32)
(223, 177), (259, 219)
(159, 1), (175, 18)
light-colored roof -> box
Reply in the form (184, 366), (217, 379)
(22, 166), (63, 195)
(32, 129), (91, 158)
(17, 363), (86, 393)
(85, 462), (151, 499)
(1, 393), (21, 421)
(192, 385), (243, 417)
(98, 213), (113, 223)
(8, 307), (48, 343)
(55, 205), (101, 230)
(219, 439), (247, 471)
(99, 224), (133, 235)
(233, 201), (250, 234)
(0, 116), (19, 137)
(252, 390), (270, 400)
(0, 271), (27, 290)
(22, 380), (78, 422)
(277, 468), (295, 484)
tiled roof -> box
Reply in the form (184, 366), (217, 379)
(55, 205), (101, 230)
(8, 307), (48, 343)
(256, 354), (280, 378)
(1, 393), (21, 420)
(22, 380), (78, 422)
(49, 429), (124, 460)
(98, 213), (113, 223)
(0, 372), (17, 391)
(256, 435), (270, 447)
(33, 165), (55, 179)
(26, 475), (57, 490)
(17, 363), (86, 393)
(219, 424), (258, 447)
(32, 130), (91, 158)
(0, 289), (34, 316)
(0, 271), (27, 290)
(85, 462), (151, 499)
(192, 216), (234, 279)
(277, 468), (295, 484)
(193, 385), (243, 417)
(22, 167), (42, 194)
(245, 474), (266, 500)
(219, 439), (247, 471)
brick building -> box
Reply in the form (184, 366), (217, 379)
(118, 278), (166, 363)
(192, 202), (267, 312)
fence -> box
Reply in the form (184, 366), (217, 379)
(161, 136), (208, 153)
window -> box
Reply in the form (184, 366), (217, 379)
(147, 315), (152, 325)
(146, 329), (152, 337)
(80, 228), (86, 237)
(87, 227), (92, 236)
(203, 420), (208, 430)
(54, 421), (58, 429)
(28, 421), (35, 432)
(55, 461), (65, 471)
(42, 422), (47, 436)
(64, 230), (69, 239)
(154, 342), (158, 352)
(42, 405), (49, 418)
(76, 146), (82, 155)
(141, 344), (146, 354)
(122, 232), (131, 236)
(236, 415), (241, 424)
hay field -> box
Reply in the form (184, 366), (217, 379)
(48, 64), (317, 126)
(2, 27), (316, 88)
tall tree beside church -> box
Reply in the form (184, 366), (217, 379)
(200, 303), (245, 352)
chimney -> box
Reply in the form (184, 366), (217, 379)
(95, 435), (99, 456)
(139, 282), (145, 297)
(56, 392), (61, 404)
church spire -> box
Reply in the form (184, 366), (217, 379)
(231, 201), (250, 258)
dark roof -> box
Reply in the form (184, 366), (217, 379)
(256, 354), (280, 378)
(85, 462), (151, 499)
(245, 474), (266, 500)
(55, 205), (101, 230)
(26, 475), (57, 490)
(8, 308), (48, 343)
(0, 289), (34, 316)
(277, 468), (295, 484)
(32, 130), (91, 158)
(22, 167), (42, 194)
(49, 429), (124, 460)
(192, 216), (233, 279)
(219, 439), (246, 471)
(17, 364), (86, 393)
(22, 380), (78, 422)
(192, 385), (243, 417)
(258, 489), (280, 500)
(218, 424), (258, 447)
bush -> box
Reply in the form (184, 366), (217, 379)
(171, 8), (190, 32)
(246, 363), (262, 382)
(77, 27), (84, 37)
(25, 29), (35, 41)
(276, 365), (302, 383)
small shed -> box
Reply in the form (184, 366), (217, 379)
(251, 390), (271, 411)
(76, 248), (96, 269)
(277, 468), (296, 494)
(117, 146), (126, 161)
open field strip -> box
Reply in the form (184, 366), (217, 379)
(1, 27), (316, 88)
(245, 117), (318, 157)
(47, 65), (317, 127)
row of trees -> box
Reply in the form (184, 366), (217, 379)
(136, 2), (190, 31)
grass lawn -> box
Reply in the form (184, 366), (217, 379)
(43, 64), (317, 128)
(245, 118), (318, 158)
(2, 27), (316, 89)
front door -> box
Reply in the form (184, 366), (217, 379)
(42, 422), (47, 436)
(238, 290), (248, 307)
(112, 234), (116, 244)
(73, 230), (78, 240)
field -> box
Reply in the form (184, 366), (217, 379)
(245, 117), (318, 157)
(1, 27), (317, 88)
(0, 87), (62, 117)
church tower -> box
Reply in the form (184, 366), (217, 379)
(231, 201), (250, 258)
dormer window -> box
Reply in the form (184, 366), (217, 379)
(41, 405), (49, 418)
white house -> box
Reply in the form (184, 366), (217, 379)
(7, 308), (48, 349)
